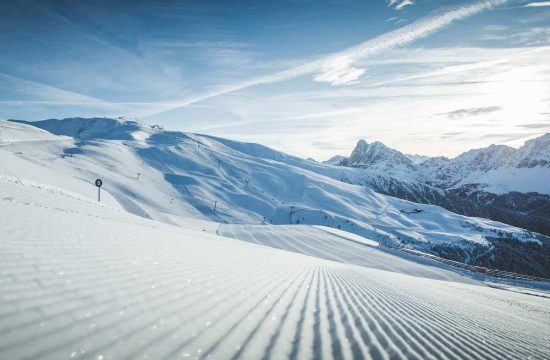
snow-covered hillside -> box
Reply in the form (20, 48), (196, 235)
(201, 131), (550, 243)
(1, 143), (549, 360)
(0, 119), (70, 144)
(322, 154), (346, 166)
(4, 119), (542, 252)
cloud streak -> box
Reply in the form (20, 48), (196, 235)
(433, 106), (502, 120)
(366, 46), (550, 87)
(525, 1), (550, 6)
(0, 73), (113, 106)
(146, 0), (507, 118)
(389, 0), (415, 11)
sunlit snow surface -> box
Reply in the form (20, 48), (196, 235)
(218, 224), (476, 284)
(0, 119), (539, 250)
(1, 168), (550, 360)
(1, 119), (549, 359)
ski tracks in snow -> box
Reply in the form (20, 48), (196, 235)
(218, 224), (475, 284)
(1, 243), (548, 360)
(1, 187), (549, 359)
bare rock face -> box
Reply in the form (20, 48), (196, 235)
(345, 139), (421, 180)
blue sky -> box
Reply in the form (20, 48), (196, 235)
(1, 0), (549, 159)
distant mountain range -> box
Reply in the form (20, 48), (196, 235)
(324, 134), (550, 235)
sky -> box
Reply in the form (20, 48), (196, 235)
(1, 0), (549, 160)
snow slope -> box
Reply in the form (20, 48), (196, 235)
(2, 119), (540, 253)
(217, 224), (477, 283)
(0, 119), (67, 144)
(1, 164), (549, 360)
(1, 120), (204, 224)
(322, 154), (346, 165)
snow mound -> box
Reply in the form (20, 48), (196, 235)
(11, 117), (149, 141)
(0, 120), (65, 144)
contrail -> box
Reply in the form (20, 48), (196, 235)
(147, 0), (507, 117)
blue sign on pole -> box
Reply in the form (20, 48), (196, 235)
(95, 179), (102, 202)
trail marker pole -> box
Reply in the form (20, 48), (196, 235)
(95, 178), (103, 202)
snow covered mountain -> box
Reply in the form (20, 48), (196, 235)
(405, 153), (432, 164)
(340, 139), (420, 180)
(515, 133), (550, 168)
(420, 135), (550, 194)
(330, 134), (550, 236)
(334, 134), (550, 195)
(422, 144), (516, 187)
(2, 118), (549, 277)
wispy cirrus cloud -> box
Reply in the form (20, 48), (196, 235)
(147, 0), (508, 118)
(433, 106), (502, 120)
(366, 47), (550, 87)
(0, 73), (112, 106)
(312, 60), (367, 85)
(388, 0), (415, 11)
(509, 27), (550, 45)
(525, 1), (550, 6)
(518, 122), (550, 129)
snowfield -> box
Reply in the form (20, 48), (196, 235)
(217, 224), (477, 284)
(1, 173), (549, 360)
(1, 118), (550, 359)
(1, 119), (539, 249)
